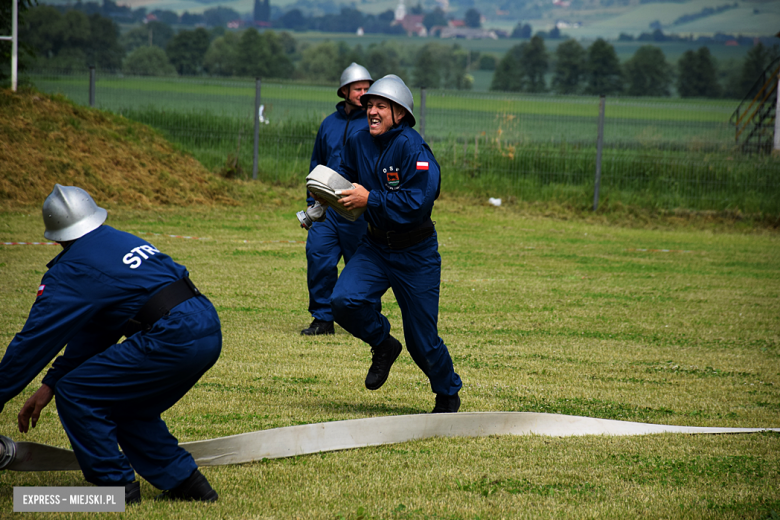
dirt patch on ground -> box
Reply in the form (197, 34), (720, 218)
(0, 87), (240, 209)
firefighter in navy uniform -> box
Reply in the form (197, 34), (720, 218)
(328, 75), (462, 413)
(0, 185), (222, 503)
(301, 63), (374, 336)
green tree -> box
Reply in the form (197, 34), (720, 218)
(423, 7), (447, 30)
(585, 38), (622, 95)
(279, 9), (308, 31)
(166, 27), (210, 75)
(151, 9), (179, 25)
(724, 43), (779, 99)
(365, 43), (404, 80)
(123, 46), (177, 76)
(87, 13), (124, 69)
(623, 45), (671, 96)
(478, 54), (496, 71)
(552, 38), (586, 94)
(121, 22), (175, 53)
(234, 29), (292, 79)
(203, 6), (241, 27)
(511, 23), (531, 39)
(203, 32), (239, 76)
(18, 6), (123, 70)
(411, 42), (471, 90)
(18, 5), (63, 59)
(298, 40), (341, 82)
(412, 43), (441, 88)
(0, 0), (37, 80)
(677, 47), (720, 98)
(490, 43), (523, 91)
(521, 34), (547, 92)
(464, 8), (481, 28)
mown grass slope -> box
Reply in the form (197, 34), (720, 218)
(0, 87), (240, 208)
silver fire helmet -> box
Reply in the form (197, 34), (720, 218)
(360, 74), (416, 127)
(42, 184), (107, 242)
(337, 62), (373, 99)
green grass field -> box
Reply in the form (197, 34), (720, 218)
(1, 191), (779, 518)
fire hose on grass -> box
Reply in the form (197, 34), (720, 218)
(1, 412), (778, 472)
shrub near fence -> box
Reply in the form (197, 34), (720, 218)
(28, 69), (780, 214)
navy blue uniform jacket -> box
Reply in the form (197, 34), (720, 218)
(0, 225), (195, 412)
(339, 121), (440, 233)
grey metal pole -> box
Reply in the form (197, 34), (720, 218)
(419, 87), (426, 140)
(593, 95), (605, 212)
(253, 77), (261, 180)
(89, 67), (96, 107)
(774, 73), (780, 154)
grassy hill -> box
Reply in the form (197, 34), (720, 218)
(0, 87), (242, 209)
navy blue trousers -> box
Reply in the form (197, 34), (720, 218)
(54, 298), (222, 490)
(306, 210), (367, 322)
(331, 234), (462, 396)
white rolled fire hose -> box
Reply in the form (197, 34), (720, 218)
(1, 413), (778, 471)
(305, 165), (366, 222)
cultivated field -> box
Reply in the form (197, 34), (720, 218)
(1, 194), (778, 518)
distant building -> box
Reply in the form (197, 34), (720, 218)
(392, 0), (427, 37)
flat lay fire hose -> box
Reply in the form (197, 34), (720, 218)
(1, 412), (778, 471)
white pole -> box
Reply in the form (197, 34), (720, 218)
(1, 0), (18, 91)
(11, 0), (17, 91)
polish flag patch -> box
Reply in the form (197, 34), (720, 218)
(416, 161), (429, 170)
(37, 284), (46, 297)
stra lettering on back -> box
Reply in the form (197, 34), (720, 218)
(123, 245), (161, 269)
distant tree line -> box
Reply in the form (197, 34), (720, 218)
(16, 6), (474, 89)
(491, 36), (780, 99)
(12, 5), (780, 100)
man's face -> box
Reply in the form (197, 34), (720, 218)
(344, 81), (371, 108)
(365, 96), (406, 137)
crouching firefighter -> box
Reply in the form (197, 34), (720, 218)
(0, 185), (222, 504)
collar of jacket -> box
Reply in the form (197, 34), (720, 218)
(336, 101), (366, 120)
(46, 226), (102, 268)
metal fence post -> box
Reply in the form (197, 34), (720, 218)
(593, 95), (606, 211)
(774, 73), (780, 155)
(419, 87), (426, 140)
(89, 67), (96, 107)
(253, 77), (261, 180)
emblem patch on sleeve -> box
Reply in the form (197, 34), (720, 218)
(387, 171), (399, 187)
(416, 161), (429, 170)
(37, 284), (46, 297)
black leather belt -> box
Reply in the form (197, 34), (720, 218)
(122, 277), (201, 336)
(367, 219), (434, 250)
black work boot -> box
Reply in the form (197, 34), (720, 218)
(156, 469), (218, 502)
(431, 393), (460, 413)
(125, 481), (141, 505)
(301, 319), (335, 336)
(365, 335), (403, 390)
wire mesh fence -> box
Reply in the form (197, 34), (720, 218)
(27, 68), (780, 213)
